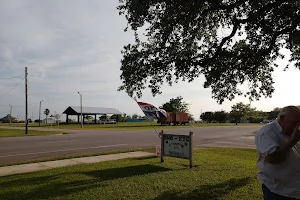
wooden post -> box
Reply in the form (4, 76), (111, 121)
(189, 131), (193, 168)
(9, 104), (12, 126)
(39, 100), (43, 127)
(25, 67), (28, 135)
(160, 130), (164, 163)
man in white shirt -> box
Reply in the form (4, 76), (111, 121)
(255, 106), (300, 200)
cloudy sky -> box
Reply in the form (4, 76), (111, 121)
(0, 0), (300, 121)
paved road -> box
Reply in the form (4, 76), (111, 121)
(0, 126), (261, 165)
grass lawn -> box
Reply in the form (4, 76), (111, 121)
(0, 128), (68, 137)
(0, 122), (262, 130)
(0, 148), (262, 200)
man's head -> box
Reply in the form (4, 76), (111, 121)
(277, 106), (300, 135)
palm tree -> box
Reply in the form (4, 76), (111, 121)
(85, 115), (93, 124)
(44, 108), (50, 124)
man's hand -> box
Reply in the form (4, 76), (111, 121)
(290, 126), (300, 146)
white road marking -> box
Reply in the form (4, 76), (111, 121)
(199, 144), (255, 149)
(40, 140), (80, 144)
(242, 136), (255, 140)
(137, 143), (159, 147)
(0, 144), (129, 158)
(195, 141), (255, 148)
(214, 141), (240, 144)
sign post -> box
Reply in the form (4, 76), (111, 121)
(55, 114), (60, 129)
(189, 131), (193, 168)
(50, 114), (54, 133)
(160, 130), (164, 163)
(160, 130), (193, 168)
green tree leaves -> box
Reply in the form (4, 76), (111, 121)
(161, 96), (189, 113)
(229, 102), (256, 123)
(117, 0), (300, 103)
(200, 112), (214, 123)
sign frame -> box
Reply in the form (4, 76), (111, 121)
(160, 130), (193, 168)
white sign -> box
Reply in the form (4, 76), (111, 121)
(163, 134), (191, 159)
(55, 114), (60, 120)
(160, 131), (193, 168)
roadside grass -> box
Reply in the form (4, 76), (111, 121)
(0, 122), (262, 130)
(0, 148), (262, 200)
(0, 148), (155, 167)
(0, 128), (68, 137)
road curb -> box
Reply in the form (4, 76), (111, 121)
(0, 151), (155, 177)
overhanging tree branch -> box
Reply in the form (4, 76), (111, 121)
(118, 0), (300, 104)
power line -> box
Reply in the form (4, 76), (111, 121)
(29, 102), (40, 106)
(12, 102), (40, 107)
(0, 102), (40, 108)
(0, 76), (24, 80)
(43, 60), (114, 70)
(0, 82), (15, 93)
(0, 76), (23, 93)
(0, 79), (23, 99)
(0, 76), (24, 98)
(9, 102), (40, 106)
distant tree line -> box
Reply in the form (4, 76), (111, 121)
(200, 103), (299, 124)
(2, 100), (297, 125)
(114, 98), (300, 123)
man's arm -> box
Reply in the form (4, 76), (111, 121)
(264, 142), (294, 164)
(263, 129), (300, 164)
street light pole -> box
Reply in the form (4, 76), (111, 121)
(39, 100), (43, 127)
(9, 104), (12, 126)
(78, 92), (83, 128)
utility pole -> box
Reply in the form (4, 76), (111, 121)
(78, 92), (83, 128)
(25, 67), (28, 134)
(9, 104), (12, 126)
(39, 100), (43, 127)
